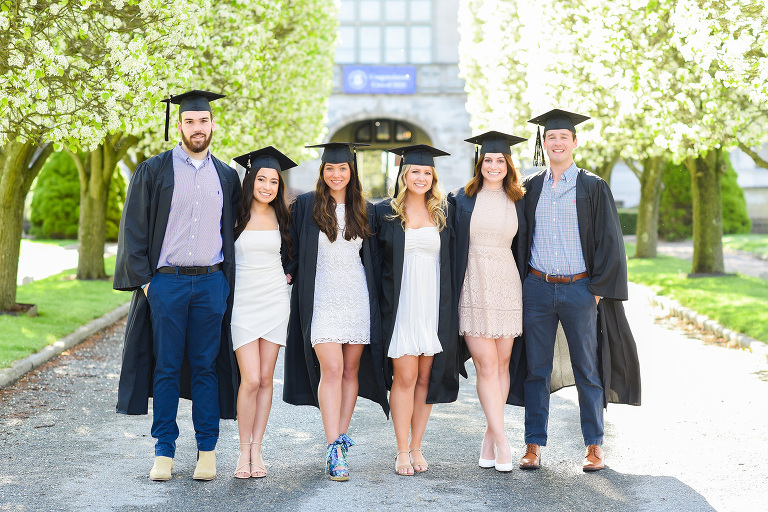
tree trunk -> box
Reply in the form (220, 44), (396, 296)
(0, 137), (54, 310)
(634, 155), (664, 258)
(685, 150), (725, 274)
(592, 154), (618, 183)
(71, 132), (138, 280)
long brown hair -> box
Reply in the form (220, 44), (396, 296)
(465, 153), (525, 201)
(234, 167), (293, 259)
(312, 161), (371, 242)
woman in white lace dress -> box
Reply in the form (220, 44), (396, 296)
(448, 131), (528, 472)
(283, 142), (388, 482)
(230, 147), (296, 479)
(374, 145), (458, 476)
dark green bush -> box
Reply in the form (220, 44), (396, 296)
(618, 209), (638, 235)
(658, 154), (751, 241)
(29, 151), (126, 241)
(29, 152), (79, 239)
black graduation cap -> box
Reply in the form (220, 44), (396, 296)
(528, 109), (590, 167)
(387, 144), (450, 196)
(464, 131), (527, 168)
(305, 142), (370, 177)
(232, 146), (297, 173)
(160, 90), (225, 142)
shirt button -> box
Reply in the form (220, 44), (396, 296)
(188, 252), (191, 255)
(194, 219), (197, 222)
(192, 235), (195, 239)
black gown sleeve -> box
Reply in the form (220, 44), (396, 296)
(114, 162), (154, 291)
(589, 179), (628, 300)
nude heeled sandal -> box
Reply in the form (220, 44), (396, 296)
(395, 451), (414, 476)
(250, 442), (267, 478)
(234, 443), (251, 479)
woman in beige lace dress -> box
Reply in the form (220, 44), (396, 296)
(448, 131), (528, 472)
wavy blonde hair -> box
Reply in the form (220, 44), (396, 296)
(389, 164), (447, 231)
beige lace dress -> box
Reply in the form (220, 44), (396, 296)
(458, 187), (522, 339)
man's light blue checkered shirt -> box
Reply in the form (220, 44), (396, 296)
(529, 162), (587, 275)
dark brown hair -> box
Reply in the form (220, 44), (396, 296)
(465, 153), (525, 201)
(234, 167), (293, 259)
(312, 161), (371, 242)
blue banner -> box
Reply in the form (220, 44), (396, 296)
(342, 65), (417, 95)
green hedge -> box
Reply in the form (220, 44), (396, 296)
(29, 152), (126, 241)
(618, 209), (638, 235)
(658, 154), (751, 241)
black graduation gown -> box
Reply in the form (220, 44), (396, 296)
(372, 199), (459, 404)
(447, 187), (529, 406)
(282, 192), (389, 417)
(113, 149), (241, 419)
(522, 168), (641, 407)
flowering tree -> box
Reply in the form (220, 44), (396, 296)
(459, 0), (768, 271)
(0, 0), (198, 308)
(55, 0), (336, 281)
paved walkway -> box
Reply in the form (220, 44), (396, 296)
(16, 240), (118, 285)
(0, 283), (766, 511)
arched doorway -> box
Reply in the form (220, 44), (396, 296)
(329, 118), (432, 198)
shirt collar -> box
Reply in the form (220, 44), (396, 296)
(545, 162), (578, 182)
(174, 142), (211, 166)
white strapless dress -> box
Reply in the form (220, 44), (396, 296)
(231, 230), (290, 350)
(388, 226), (442, 358)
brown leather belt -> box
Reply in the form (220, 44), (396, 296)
(529, 267), (588, 284)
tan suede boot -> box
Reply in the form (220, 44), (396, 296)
(149, 456), (174, 481)
(193, 450), (216, 480)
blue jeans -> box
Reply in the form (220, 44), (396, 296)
(147, 270), (229, 457)
(523, 273), (604, 446)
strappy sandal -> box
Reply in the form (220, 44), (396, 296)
(234, 442), (251, 479)
(409, 448), (428, 473)
(250, 442), (267, 478)
(395, 451), (414, 476)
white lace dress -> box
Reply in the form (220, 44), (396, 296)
(388, 227), (443, 358)
(311, 204), (371, 346)
(458, 187), (522, 339)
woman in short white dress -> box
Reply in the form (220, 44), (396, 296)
(283, 142), (388, 482)
(374, 145), (458, 476)
(230, 147), (296, 479)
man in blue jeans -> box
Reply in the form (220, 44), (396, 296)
(114, 90), (241, 481)
(518, 109), (641, 472)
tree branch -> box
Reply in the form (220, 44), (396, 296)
(623, 158), (643, 180)
(738, 141), (768, 170)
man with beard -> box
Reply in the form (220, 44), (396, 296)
(113, 90), (241, 481)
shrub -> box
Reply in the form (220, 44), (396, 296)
(29, 151), (127, 241)
(658, 154), (751, 241)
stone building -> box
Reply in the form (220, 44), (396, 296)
(286, 0), (473, 197)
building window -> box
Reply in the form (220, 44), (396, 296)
(355, 123), (372, 142)
(336, 26), (356, 64)
(353, 119), (414, 144)
(337, 0), (433, 64)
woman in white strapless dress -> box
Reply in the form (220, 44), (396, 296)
(230, 147), (296, 479)
(375, 145), (455, 477)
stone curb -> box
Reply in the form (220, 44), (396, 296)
(0, 302), (130, 389)
(631, 283), (768, 364)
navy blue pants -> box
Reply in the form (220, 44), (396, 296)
(522, 273), (604, 446)
(147, 270), (229, 458)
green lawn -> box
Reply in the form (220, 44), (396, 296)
(626, 242), (768, 343)
(0, 256), (129, 368)
(722, 234), (768, 259)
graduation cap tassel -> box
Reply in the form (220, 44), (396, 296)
(474, 146), (478, 170)
(533, 126), (545, 167)
(164, 98), (171, 142)
(394, 159), (404, 197)
(353, 148), (359, 177)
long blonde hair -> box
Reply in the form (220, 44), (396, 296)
(389, 164), (447, 231)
